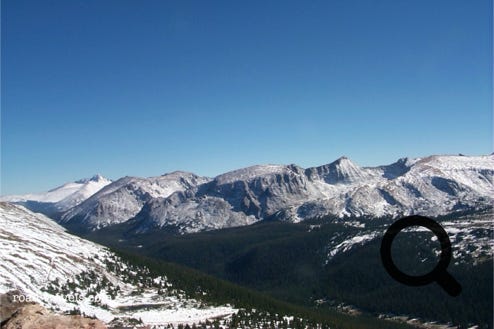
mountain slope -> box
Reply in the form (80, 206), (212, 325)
(59, 171), (210, 232)
(0, 202), (238, 327)
(1, 202), (408, 329)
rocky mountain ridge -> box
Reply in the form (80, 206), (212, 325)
(3, 154), (492, 234)
(59, 171), (210, 231)
(134, 155), (493, 233)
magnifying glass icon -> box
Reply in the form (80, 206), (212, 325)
(380, 215), (462, 297)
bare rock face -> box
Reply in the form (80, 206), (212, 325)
(0, 291), (32, 325)
(135, 155), (494, 231)
(1, 294), (107, 329)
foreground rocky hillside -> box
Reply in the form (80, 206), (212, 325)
(1, 292), (107, 329)
(2, 202), (361, 329)
(0, 203), (236, 327)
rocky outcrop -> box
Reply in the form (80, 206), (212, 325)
(1, 301), (107, 329)
(1, 291), (106, 329)
(1, 291), (30, 326)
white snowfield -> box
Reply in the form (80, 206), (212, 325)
(0, 203), (236, 326)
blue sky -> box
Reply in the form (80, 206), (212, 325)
(1, 0), (492, 195)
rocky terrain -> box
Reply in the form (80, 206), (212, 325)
(1, 291), (107, 329)
(58, 171), (210, 232)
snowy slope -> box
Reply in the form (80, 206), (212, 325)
(0, 175), (111, 213)
(0, 202), (237, 326)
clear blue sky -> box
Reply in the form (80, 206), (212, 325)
(1, 0), (492, 195)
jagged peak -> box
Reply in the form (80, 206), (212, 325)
(330, 156), (359, 168)
(75, 174), (109, 184)
(379, 158), (413, 179)
(91, 174), (108, 182)
(335, 155), (349, 161)
(307, 156), (367, 184)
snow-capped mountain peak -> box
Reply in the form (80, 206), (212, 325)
(75, 174), (107, 184)
(0, 175), (112, 214)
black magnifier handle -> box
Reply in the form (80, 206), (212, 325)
(437, 271), (462, 297)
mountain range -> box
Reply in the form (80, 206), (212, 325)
(2, 154), (492, 328)
(2, 154), (492, 234)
